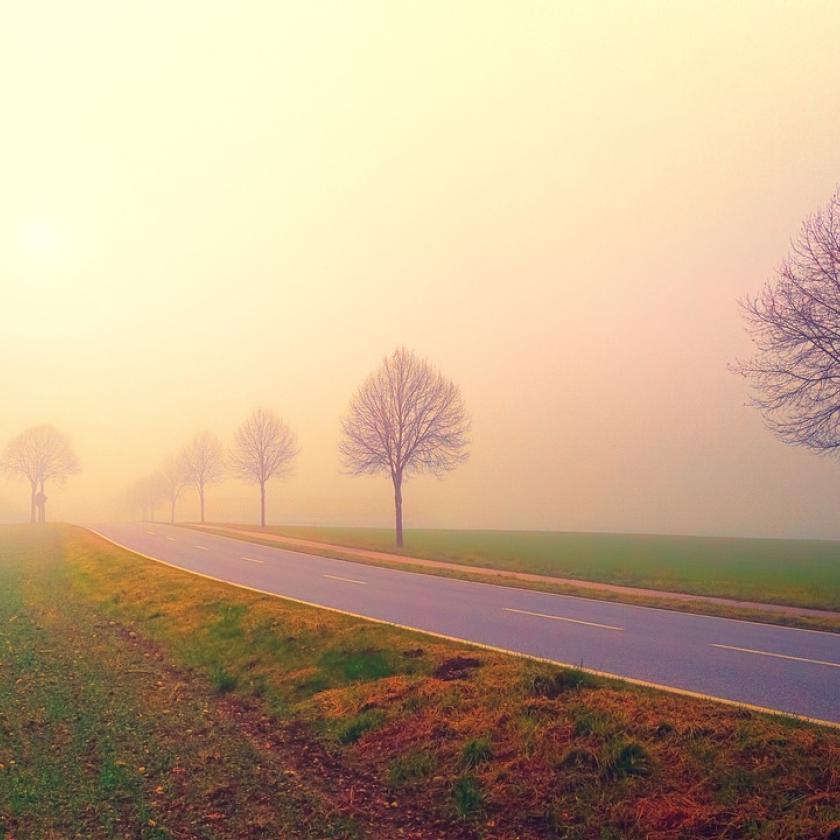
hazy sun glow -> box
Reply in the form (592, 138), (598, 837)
(19, 217), (64, 259)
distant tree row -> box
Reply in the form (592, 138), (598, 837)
(128, 347), (470, 545)
(0, 348), (468, 544)
(127, 407), (298, 528)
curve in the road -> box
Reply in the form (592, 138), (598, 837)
(88, 523), (840, 728)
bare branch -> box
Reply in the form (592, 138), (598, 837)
(734, 187), (840, 453)
(182, 431), (225, 487)
(231, 408), (299, 484)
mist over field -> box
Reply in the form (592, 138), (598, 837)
(3, 1), (840, 538)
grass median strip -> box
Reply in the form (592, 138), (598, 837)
(1, 524), (839, 839)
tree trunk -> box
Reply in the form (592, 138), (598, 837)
(393, 473), (404, 547)
(260, 481), (266, 528)
(30, 483), (36, 524)
(39, 479), (46, 523)
(199, 482), (206, 524)
(170, 497), (176, 524)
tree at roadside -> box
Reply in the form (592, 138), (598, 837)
(735, 187), (840, 453)
(182, 431), (225, 524)
(231, 408), (298, 528)
(339, 347), (469, 547)
(1, 425), (80, 522)
(161, 453), (189, 524)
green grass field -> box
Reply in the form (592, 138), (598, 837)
(253, 525), (840, 612)
(2, 524), (839, 838)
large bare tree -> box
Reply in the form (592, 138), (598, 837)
(1, 425), (79, 522)
(735, 188), (840, 452)
(160, 453), (188, 524)
(182, 431), (225, 523)
(231, 408), (298, 527)
(339, 347), (469, 546)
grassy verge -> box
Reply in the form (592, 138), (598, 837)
(217, 524), (840, 612)
(2, 524), (839, 839)
(186, 524), (840, 633)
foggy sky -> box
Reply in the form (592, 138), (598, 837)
(3, 1), (840, 538)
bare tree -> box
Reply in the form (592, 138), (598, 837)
(231, 408), (298, 527)
(160, 453), (188, 524)
(735, 188), (840, 452)
(126, 473), (166, 521)
(1, 425), (79, 522)
(182, 431), (225, 524)
(339, 347), (469, 546)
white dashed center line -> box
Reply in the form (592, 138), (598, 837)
(711, 644), (840, 669)
(503, 607), (623, 631)
(323, 574), (366, 585)
(193, 545), (208, 551)
(241, 556), (264, 564)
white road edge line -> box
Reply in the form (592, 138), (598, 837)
(711, 643), (840, 669)
(241, 556), (264, 564)
(323, 574), (366, 585)
(84, 527), (840, 731)
(504, 607), (623, 631)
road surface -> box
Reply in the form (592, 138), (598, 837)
(91, 522), (840, 725)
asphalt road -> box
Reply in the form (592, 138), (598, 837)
(91, 522), (840, 725)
